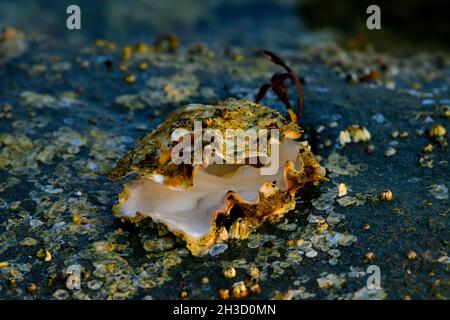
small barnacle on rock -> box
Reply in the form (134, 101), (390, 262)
(248, 266), (260, 280)
(201, 277), (209, 285)
(338, 130), (351, 145)
(337, 183), (347, 197)
(406, 251), (417, 260)
(250, 283), (261, 295)
(121, 46), (132, 61)
(428, 124), (446, 138)
(423, 144), (434, 153)
(365, 144), (375, 155)
(218, 289), (230, 300)
(364, 251), (376, 262)
(134, 42), (149, 54)
(26, 283), (38, 294)
(379, 190), (393, 202)
(231, 281), (248, 299)
(138, 61), (149, 70)
(223, 266), (237, 279)
(124, 74), (136, 84)
(339, 125), (371, 146)
(0, 104), (13, 119)
(154, 34), (179, 52)
(441, 106), (450, 119)
(36, 249), (52, 262)
(419, 155), (433, 168)
(390, 130), (399, 139)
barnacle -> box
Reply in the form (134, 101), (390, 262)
(109, 98), (325, 256)
(428, 124), (446, 137)
(339, 125), (371, 146)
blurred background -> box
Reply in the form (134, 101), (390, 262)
(0, 0), (449, 52)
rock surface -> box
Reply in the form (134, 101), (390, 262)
(0, 0), (448, 300)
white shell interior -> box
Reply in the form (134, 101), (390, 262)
(118, 142), (300, 239)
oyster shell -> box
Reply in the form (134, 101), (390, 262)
(110, 98), (325, 256)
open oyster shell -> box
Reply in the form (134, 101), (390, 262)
(109, 99), (325, 256)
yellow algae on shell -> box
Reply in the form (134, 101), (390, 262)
(109, 98), (325, 256)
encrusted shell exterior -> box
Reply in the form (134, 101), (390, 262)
(108, 98), (302, 186)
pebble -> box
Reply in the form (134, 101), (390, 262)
(87, 280), (103, 290)
(87, 162), (98, 170)
(365, 144), (375, 155)
(327, 249), (341, 258)
(336, 234), (357, 247)
(305, 250), (318, 258)
(371, 113), (385, 124)
(30, 219), (43, 228)
(429, 184), (448, 200)
(20, 237), (37, 246)
(209, 244), (228, 257)
(384, 147), (396, 157)
(421, 99), (436, 106)
(43, 185), (64, 194)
